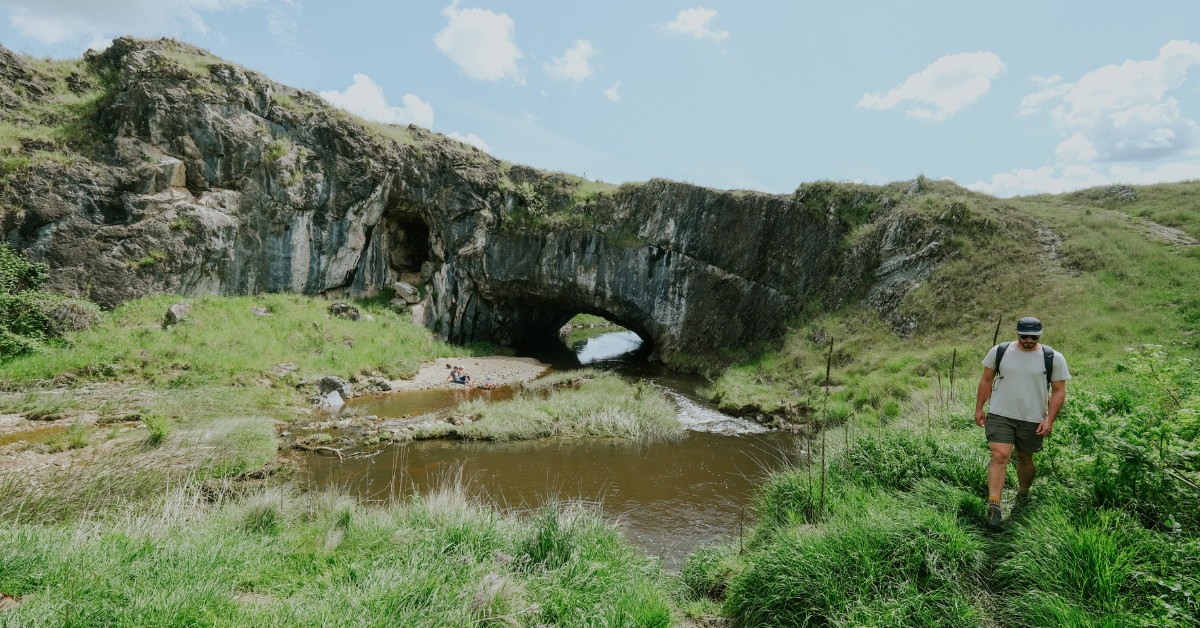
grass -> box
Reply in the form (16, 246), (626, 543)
(0, 475), (676, 627)
(437, 370), (683, 442)
(681, 351), (1200, 627)
(0, 294), (478, 416)
(700, 177), (1200, 423)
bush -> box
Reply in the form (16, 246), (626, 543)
(0, 244), (100, 358)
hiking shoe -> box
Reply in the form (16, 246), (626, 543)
(987, 503), (1003, 529)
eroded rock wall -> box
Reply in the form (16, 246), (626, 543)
(2, 38), (955, 361)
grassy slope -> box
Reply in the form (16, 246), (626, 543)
(704, 179), (1200, 420)
(0, 294), (481, 423)
(683, 363), (1200, 627)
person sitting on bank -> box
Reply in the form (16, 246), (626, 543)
(445, 366), (473, 387)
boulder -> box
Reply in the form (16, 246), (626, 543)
(163, 302), (190, 326)
(323, 391), (344, 407)
(317, 375), (352, 399)
(390, 297), (409, 312)
(394, 281), (421, 304)
(420, 260), (435, 282)
(249, 305), (271, 317)
(368, 377), (392, 391)
(328, 302), (360, 321)
(269, 362), (298, 376)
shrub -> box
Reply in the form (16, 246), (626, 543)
(143, 413), (172, 446)
(0, 244), (101, 358)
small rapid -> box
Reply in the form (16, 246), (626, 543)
(556, 329), (771, 436)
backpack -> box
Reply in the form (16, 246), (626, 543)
(994, 341), (1055, 390)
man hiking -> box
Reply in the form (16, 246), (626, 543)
(974, 316), (1071, 528)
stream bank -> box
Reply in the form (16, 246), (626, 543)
(300, 329), (800, 566)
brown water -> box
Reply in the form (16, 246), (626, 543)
(302, 431), (798, 567)
(0, 424), (66, 447)
(310, 330), (799, 566)
(345, 384), (516, 418)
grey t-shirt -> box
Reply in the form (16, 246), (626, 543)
(982, 343), (1071, 423)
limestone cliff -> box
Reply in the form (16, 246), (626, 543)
(1, 38), (963, 361)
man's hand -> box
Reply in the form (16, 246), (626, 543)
(975, 409), (986, 427)
(1035, 419), (1054, 436)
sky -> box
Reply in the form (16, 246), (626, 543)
(3, 1), (1200, 197)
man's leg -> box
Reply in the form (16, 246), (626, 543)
(1014, 448), (1036, 494)
(988, 442), (1014, 501)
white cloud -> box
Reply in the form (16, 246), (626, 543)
(435, 1), (523, 83)
(319, 74), (434, 129)
(966, 161), (1200, 197)
(0, 0), (256, 45)
(545, 39), (598, 83)
(660, 8), (728, 43)
(1017, 83), (1071, 116)
(1030, 74), (1062, 86)
(447, 131), (488, 151)
(857, 52), (1005, 121)
(1019, 40), (1200, 164)
(1055, 132), (1099, 163)
(603, 80), (620, 102)
(267, 0), (302, 53)
(85, 35), (112, 51)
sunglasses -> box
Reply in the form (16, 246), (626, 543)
(1019, 334), (1040, 341)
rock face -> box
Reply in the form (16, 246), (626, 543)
(1, 38), (956, 361)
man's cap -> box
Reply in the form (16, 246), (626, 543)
(1016, 317), (1043, 336)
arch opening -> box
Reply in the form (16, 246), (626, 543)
(547, 312), (650, 368)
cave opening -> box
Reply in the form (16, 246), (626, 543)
(386, 214), (432, 285)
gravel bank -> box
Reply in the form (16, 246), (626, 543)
(388, 356), (550, 391)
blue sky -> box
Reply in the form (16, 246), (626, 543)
(4, 0), (1200, 197)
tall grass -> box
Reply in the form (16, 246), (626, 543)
(0, 476), (676, 627)
(446, 370), (684, 442)
(683, 351), (1200, 627)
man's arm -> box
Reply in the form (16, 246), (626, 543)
(1037, 380), (1067, 436)
(975, 367), (996, 427)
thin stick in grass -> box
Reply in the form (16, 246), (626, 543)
(819, 336), (833, 521)
(950, 348), (957, 401)
(992, 315), (1003, 348)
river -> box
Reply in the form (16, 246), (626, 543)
(305, 330), (800, 567)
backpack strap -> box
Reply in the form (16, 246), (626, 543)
(994, 341), (1012, 375)
(1042, 344), (1055, 390)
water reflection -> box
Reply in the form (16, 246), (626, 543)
(304, 431), (799, 568)
(309, 327), (797, 565)
(576, 330), (644, 364)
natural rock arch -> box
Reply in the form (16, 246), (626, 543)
(4, 38), (956, 363)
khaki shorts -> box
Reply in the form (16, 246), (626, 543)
(984, 413), (1045, 453)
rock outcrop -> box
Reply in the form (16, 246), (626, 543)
(1, 38), (957, 361)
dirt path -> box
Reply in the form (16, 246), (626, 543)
(388, 356), (550, 391)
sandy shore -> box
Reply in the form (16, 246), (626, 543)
(388, 356), (550, 391)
